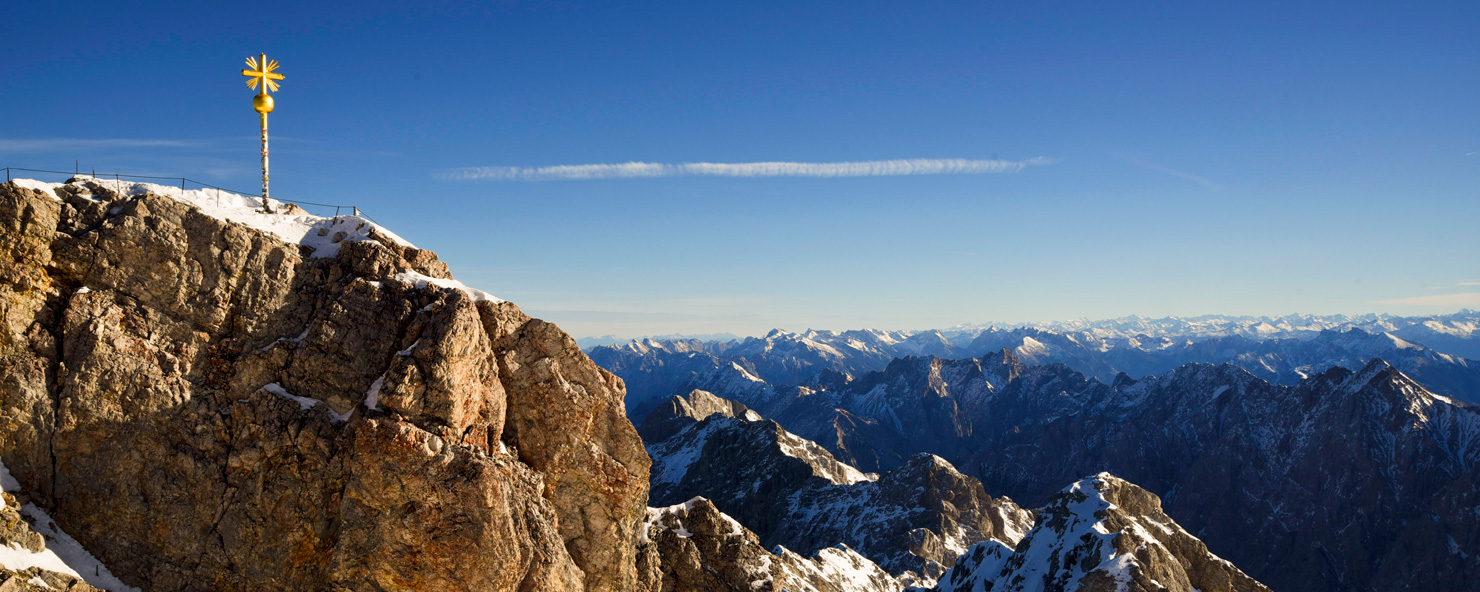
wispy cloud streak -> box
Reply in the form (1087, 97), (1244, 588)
(436, 157), (1054, 181)
(0, 138), (204, 153)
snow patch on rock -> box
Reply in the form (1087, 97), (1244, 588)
(0, 462), (141, 592)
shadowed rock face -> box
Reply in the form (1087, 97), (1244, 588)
(0, 180), (650, 591)
(930, 473), (1270, 592)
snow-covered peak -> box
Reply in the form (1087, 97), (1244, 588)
(775, 427), (878, 485)
(935, 473), (1270, 592)
(1015, 335), (1050, 358)
(13, 176), (411, 259)
(642, 496), (746, 543)
(391, 271), (502, 303)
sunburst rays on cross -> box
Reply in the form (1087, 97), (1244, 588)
(242, 55), (283, 94)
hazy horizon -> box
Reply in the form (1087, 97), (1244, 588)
(562, 308), (1479, 343)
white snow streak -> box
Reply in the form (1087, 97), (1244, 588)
(0, 462), (141, 592)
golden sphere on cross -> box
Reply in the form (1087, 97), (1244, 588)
(253, 93), (275, 114)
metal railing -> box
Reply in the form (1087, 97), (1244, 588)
(2, 166), (377, 223)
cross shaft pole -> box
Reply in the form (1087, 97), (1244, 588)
(260, 113), (270, 208)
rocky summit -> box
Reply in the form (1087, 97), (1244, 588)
(0, 178), (660, 591)
(635, 497), (906, 592)
(925, 473), (1269, 592)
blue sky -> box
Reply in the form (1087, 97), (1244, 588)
(3, 1), (1477, 338)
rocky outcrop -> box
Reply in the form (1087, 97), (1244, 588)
(929, 473), (1269, 592)
(768, 453), (1034, 583)
(0, 178), (650, 591)
(644, 391), (1032, 583)
(634, 497), (904, 592)
(760, 354), (1020, 474)
(637, 389), (760, 443)
(495, 317), (651, 592)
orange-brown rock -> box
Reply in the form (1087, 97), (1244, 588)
(0, 179), (650, 591)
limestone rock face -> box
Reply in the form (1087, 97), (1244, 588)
(0, 179), (650, 591)
(496, 317), (651, 592)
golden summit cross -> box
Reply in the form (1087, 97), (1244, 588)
(242, 54), (283, 93)
(241, 54), (283, 212)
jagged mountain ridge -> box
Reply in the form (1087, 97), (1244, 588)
(964, 325), (1480, 403)
(924, 473), (1270, 592)
(6, 173), (1461, 592)
(589, 328), (969, 418)
(676, 349), (1479, 592)
(947, 311), (1480, 357)
(590, 320), (1480, 411)
(642, 390), (1033, 585)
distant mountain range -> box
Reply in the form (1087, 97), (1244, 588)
(577, 332), (742, 350)
(595, 312), (1480, 591)
(588, 311), (1480, 414)
(943, 311), (1480, 358)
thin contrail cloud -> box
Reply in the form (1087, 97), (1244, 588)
(1112, 152), (1220, 190)
(0, 138), (202, 153)
(436, 157), (1055, 181)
